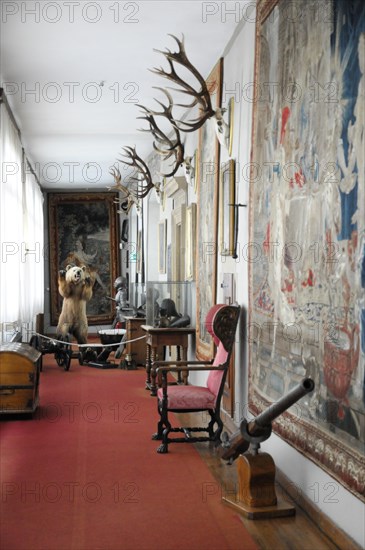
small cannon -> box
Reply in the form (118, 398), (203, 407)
(221, 377), (315, 519)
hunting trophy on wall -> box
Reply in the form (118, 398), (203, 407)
(111, 34), (230, 202)
(109, 165), (141, 214)
(151, 34), (230, 149)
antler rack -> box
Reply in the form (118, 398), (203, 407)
(138, 88), (185, 178)
(151, 34), (216, 133)
(108, 33), (227, 204)
(108, 165), (140, 214)
(118, 146), (161, 200)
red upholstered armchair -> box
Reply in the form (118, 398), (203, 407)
(151, 304), (240, 453)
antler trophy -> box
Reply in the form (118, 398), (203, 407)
(137, 88), (185, 178)
(108, 165), (140, 214)
(221, 378), (315, 519)
(151, 34), (230, 149)
(118, 146), (162, 201)
(109, 33), (230, 204)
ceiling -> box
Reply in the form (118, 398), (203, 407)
(1, 0), (248, 190)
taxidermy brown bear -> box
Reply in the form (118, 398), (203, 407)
(56, 264), (94, 344)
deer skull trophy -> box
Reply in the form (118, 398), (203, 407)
(151, 34), (230, 149)
(114, 34), (230, 203)
(137, 88), (185, 179)
(114, 144), (163, 204)
(182, 155), (195, 186)
(118, 146), (162, 201)
(108, 165), (141, 214)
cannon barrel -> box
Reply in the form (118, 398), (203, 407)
(221, 377), (315, 462)
(248, 377), (314, 435)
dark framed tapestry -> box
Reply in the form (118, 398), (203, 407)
(249, 0), (364, 500)
(49, 193), (120, 326)
(196, 58), (223, 361)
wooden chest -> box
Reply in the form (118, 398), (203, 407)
(0, 343), (41, 415)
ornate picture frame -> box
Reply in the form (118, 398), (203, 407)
(48, 192), (119, 326)
(248, 0), (364, 500)
(219, 159), (235, 256)
(196, 58), (223, 361)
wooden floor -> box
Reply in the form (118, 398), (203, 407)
(174, 412), (361, 550)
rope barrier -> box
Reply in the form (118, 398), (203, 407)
(30, 332), (146, 349)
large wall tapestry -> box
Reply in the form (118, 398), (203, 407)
(196, 58), (222, 360)
(49, 193), (120, 326)
(249, 0), (364, 500)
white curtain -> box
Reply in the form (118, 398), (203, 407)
(0, 104), (23, 331)
(0, 102), (44, 341)
(21, 162), (44, 326)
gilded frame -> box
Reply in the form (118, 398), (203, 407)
(219, 159), (235, 256)
(48, 192), (119, 326)
(196, 58), (223, 360)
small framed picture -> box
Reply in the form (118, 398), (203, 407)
(219, 160), (235, 256)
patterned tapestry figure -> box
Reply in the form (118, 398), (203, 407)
(250, 0), (365, 499)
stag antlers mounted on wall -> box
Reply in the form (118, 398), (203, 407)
(151, 34), (216, 133)
(118, 146), (162, 200)
(151, 34), (229, 147)
(110, 33), (230, 204)
(109, 165), (141, 214)
(138, 88), (185, 178)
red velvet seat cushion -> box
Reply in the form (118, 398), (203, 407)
(157, 385), (216, 410)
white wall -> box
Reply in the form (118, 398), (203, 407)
(263, 434), (365, 547)
(142, 13), (364, 548)
(146, 195), (160, 281)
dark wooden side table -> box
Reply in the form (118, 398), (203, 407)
(141, 325), (195, 396)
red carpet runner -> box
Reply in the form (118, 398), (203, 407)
(0, 358), (258, 550)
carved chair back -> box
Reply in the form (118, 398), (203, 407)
(205, 304), (240, 400)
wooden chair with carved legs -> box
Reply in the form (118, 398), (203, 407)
(151, 304), (240, 453)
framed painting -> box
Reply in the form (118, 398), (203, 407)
(48, 192), (120, 326)
(196, 58), (223, 360)
(185, 203), (197, 281)
(248, 0), (364, 500)
(158, 220), (167, 274)
(219, 160), (235, 256)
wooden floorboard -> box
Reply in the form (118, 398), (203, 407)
(174, 411), (361, 550)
